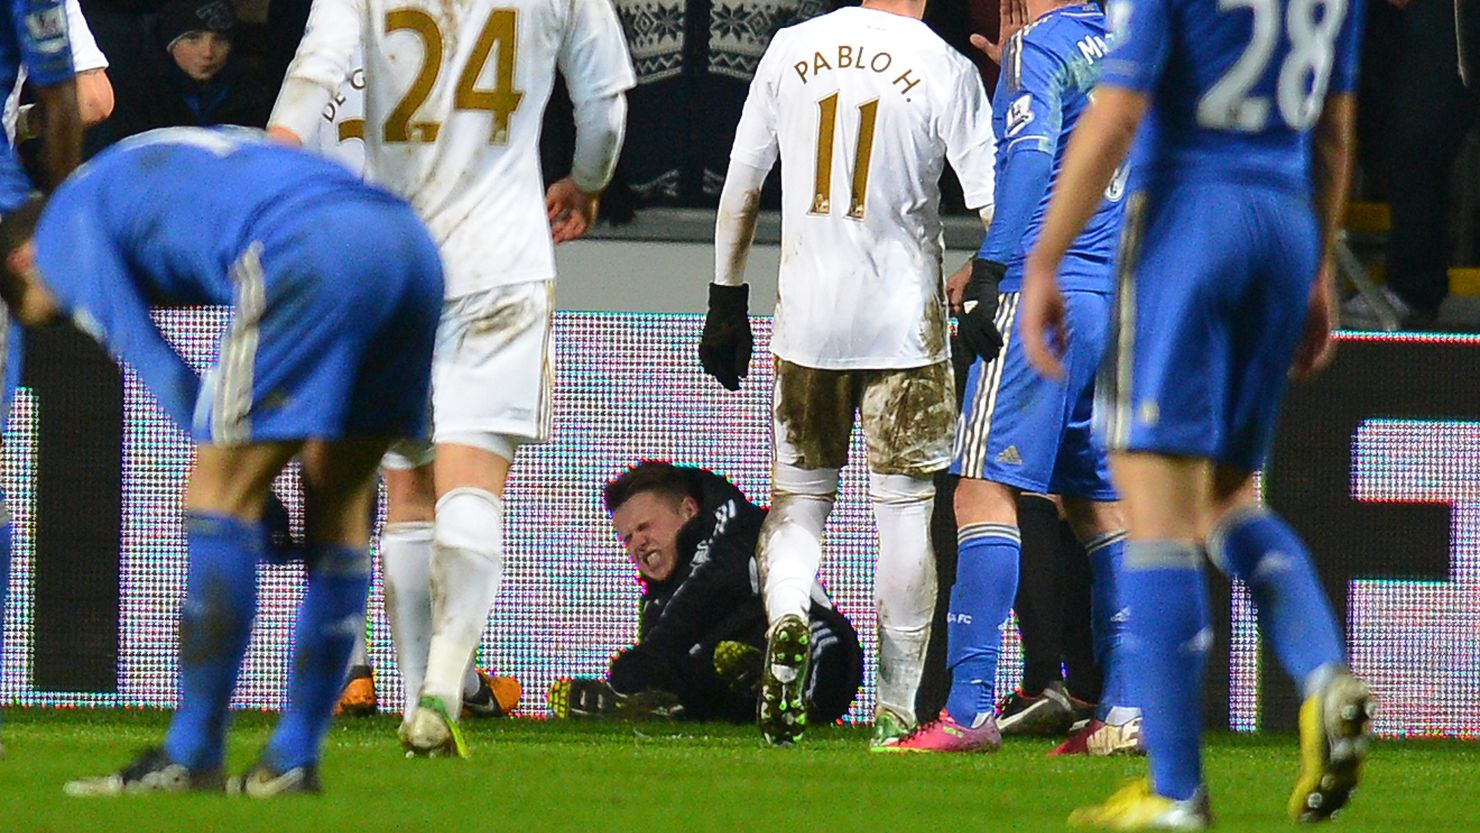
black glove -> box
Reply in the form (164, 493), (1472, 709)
(957, 258), (1006, 363)
(699, 283), (753, 391)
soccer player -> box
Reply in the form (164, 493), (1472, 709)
(268, 0), (634, 756)
(702, 0), (997, 746)
(0, 0), (83, 757)
(897, 0), (1139, 755)
(304, 50), (522, 724)
(0, 127), (442, 795)
(1020, 0), (1372, 824)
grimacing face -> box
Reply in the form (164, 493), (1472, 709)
(611, 491), (700, 583)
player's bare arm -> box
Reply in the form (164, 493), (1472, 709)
(1292, 92), (1357, 381)
(548, 90), (629, 243)
(32, 79), (82, 191)
(1022, 84), (1146, 379)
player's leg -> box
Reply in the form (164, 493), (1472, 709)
(247, 437), (387, 793)
(1054, 497), (1142, 756)
(1104, 452), (1214, 800)
(755, 359), (849, 746)
(379, 454), (436, 723)
(856, 361), (954, 748)
(1070, 193), (1225, 827)
(63, 441), (300, 797)
(1204, 469), (1372, 821)
(408, 280), (553, 754)
(997, 494), (1079, 736)
(1203, 192), (1372, 820)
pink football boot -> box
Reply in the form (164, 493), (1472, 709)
(894, 710), (1003, 752)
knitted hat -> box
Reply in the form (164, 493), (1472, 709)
(157, 0), (236, 51)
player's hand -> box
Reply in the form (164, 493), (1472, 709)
(1021, 252), (1069, 380)
(946, 259), (972, 315)
(1291, 263), (1339, 381)
(266, 126), (303, 147)
(957, 259), (1006, 363)
(969, 0), (1030, 65)
(699, 283), (753, 391)
(546, 177), (599, 244)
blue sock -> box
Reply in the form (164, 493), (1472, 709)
(945, 523), (1020, 725)
(1210, 507), (1344, 696)
(1086, 530), (1129, 711)
(266, 543), (371, 771)
(164, 513), (263, 771)
(1123, 540), (1210, 802)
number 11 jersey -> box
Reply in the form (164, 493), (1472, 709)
(729, 7), (997, 370)
(272, 0), (634, 296)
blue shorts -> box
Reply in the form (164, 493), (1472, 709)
(1100, 183), (1319, 471)
(195, 198), (443, 446)
(951, 288), (1117, 501)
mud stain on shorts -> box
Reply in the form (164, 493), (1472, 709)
(859, 361), (955, 477)
(773, 358), (856, 470)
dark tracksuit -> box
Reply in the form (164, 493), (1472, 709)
(608, 468), (862, 723)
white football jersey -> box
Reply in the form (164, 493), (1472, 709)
(730, 7), (995, 370)
(272, 0), (635, 296)
(311, 48), (367, 175)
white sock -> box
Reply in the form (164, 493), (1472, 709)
(423, 487), (505, 714)
(759, 465), (838, 626)
(871, 472), (938, 726)
(380, 521), (434, 722)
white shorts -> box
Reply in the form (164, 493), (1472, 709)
(383, 280), (555, 470)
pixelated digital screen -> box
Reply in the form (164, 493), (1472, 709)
(1, 314), (1477, 736)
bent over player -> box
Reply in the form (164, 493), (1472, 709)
(899, 0), (1138, 755)
(701, 0), (996, 746)
(269, 0), (634, 755)
(1021, 0), (1373, 825)
(0, 127), (443, 796)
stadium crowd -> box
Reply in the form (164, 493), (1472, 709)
(0, 0), (1473, 828)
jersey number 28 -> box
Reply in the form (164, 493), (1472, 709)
(384, 7), (524, 144)
(1197, 0), (1346, 132)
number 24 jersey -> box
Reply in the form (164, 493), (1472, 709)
(272, 0), (634, 296)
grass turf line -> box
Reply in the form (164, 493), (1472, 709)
(0, 708), (1471, 832)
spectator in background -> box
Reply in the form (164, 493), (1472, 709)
(1345, 0), (1480, 330)
(109, 0), (270, 139)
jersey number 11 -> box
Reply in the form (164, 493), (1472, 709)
(810, 93), (879, 220)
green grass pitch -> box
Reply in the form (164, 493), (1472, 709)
(0, 708), (1471, 832)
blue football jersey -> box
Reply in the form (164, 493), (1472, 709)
(987, 4), (1125, 292)
(32, 128), (411, 428)
(1099, 0), (1365, 191)
(0, 0), (73, 212)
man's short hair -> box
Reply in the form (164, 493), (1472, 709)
(0, 195), (47, 311)
(604, 461), (700, 514)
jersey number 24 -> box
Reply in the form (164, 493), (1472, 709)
(383, 7), (525, 144)
(1197, 0), (1347, 132)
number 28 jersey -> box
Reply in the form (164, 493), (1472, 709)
(730, 7), (996, 370)
(1099, 0), (1364, 192)
(272, 0), (634, 296)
